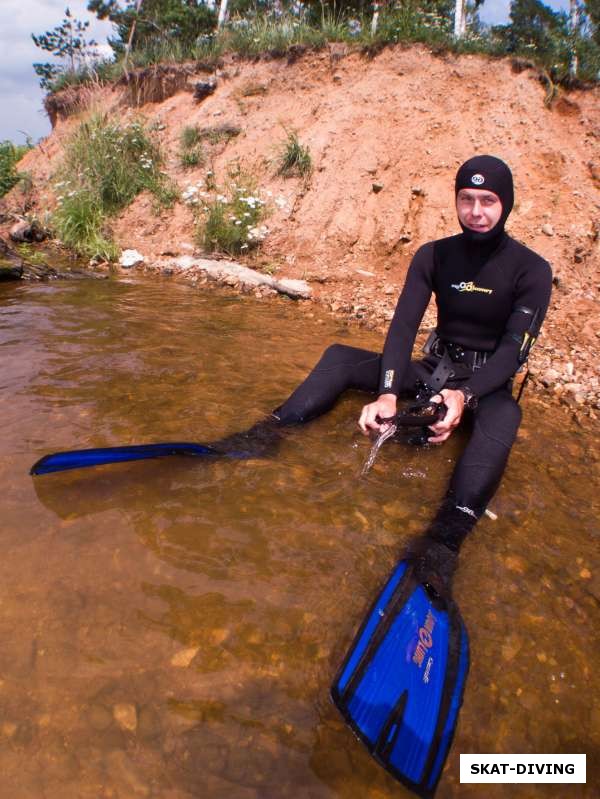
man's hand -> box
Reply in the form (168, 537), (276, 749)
(428, 389), (465, 443)
(358, 393), (397, 435)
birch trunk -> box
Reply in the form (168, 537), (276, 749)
(569, 0), (579, 78)
(453, 0), (467, 39)
(217, 0), (229, 29)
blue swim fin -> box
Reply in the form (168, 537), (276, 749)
(331, 559), (469, 798)
(30, 419), (283, 476)
(30, 442), (224, 475)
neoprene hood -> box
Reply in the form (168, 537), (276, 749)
(455, 155), (514, 243)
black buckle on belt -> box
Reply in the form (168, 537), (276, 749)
(424, 333), (465, 363)
(423, 333), (488, 376)
(445, 342), (466, 361)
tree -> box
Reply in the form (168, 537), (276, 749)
(217, 0), (228, 28)
(32, 8), (98, 89)
(87, 1), (216, 56)
(123, 0), (144, 70)
(500, 0), (569, 58)
(568, 0), (581, 75)
(0, 140), (32, 198)
(584, 0), (600, 44)
(454, 0), (466, 38)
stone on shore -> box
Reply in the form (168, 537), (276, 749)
(119, 249), (145, 269)
(9, 218), (49, 244)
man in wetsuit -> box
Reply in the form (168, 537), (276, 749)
(260, 155), (552, 573)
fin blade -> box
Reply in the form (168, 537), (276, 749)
(332, 561), (469, 797)
(30, 442), (218, 475)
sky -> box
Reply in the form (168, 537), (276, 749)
(1, 0), (113, 144)
(0, 0), (573, 145)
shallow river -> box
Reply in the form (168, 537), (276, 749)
(1, 275), (598, 799)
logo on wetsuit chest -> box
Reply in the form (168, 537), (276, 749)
(451, 281), (493, 295)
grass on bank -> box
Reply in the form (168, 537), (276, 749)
(44, 7), (600, 94)
(178, 123), (241, 169)
(0, 140), (32, 197)
(277, 131), (312, 178)
(194, 169), (268, 256)
(54, 114), (177, 260)
(179, 125), (205, 169)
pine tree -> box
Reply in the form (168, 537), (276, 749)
(32, 8), (98, 89)
(503, 0), (569, 59)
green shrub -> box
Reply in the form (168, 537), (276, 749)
(0, 140), (32, 197)
(180, 125), (201, 149)
(53, 189), (118, 261)
(178, 125), (207, 169)
(180, 146), (205, 169)
(277, 131), (312, 178)
(177, 124), (241, 170)
(196, 175), (267, 256)
(54, 114), (176, 259)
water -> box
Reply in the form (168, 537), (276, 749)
(361, 422), (398, 476)
(1, 275), (598, 798)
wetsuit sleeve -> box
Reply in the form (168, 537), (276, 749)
(467, 257), (553, 397)
(378, 243), (434, 395)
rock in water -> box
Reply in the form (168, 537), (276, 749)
(0, 238), (25, 280)
(170, 646), (199, 668)
(0, 236), (64, 281)
(113, 703), (138, 732)
(0, 261), (23, 280)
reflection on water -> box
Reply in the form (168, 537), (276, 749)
(1, 277), (598, 798)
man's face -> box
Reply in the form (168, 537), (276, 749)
(456, 188), (502, 233)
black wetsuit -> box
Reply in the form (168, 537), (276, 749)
(273, 231), (552, 521)
(213, 155), (552, 581)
